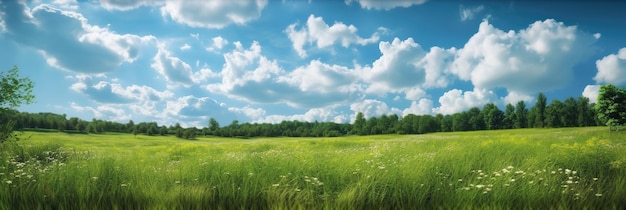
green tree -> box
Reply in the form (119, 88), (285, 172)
(208, 118), (220, 135)
(353, 112), (366, 135)
(595, 84), (626, 132)
(534, 93), (547, 128)
(482, 103), (503, 130)
(515, 101), (528, 128)
(503, 103), (516, 129)
(0, 66), (34, 143)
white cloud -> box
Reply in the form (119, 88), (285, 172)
(582, 84), (601, 103)
(345, 0), (427, 10)
(594, 47), (626, 85)
(152, 45), (218, 86)
(70, 102), (131, 122)
(450, 19), (597, 95)
(285, 14), (380, 57)
(349, 99), (401, 119)
(433, 88), (497, 115)
(459, 5), (484, 21)
(208, 41), (363, 108)
(160, 0), (268, 29)
(402, 99), (434, 116)
(71, 79), (174, 104)
(52, 0), (79, 10)
(228, 106), (266, 121)
(502, 91), (534, 105)
(359, 38), (455, 99)
(2, 2), (154, 74)
(180, 43), (191, 50)
(257, 107), (344, 124)
(206, 36), (229, 52)
(164, 95), (240, 127)
(99, 0), (162, 11)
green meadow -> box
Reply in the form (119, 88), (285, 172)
(1, 127), (625, 209)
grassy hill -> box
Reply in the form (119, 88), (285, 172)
(1, 127), (625, 209)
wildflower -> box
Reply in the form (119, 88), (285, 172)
(595, 193), (603, 197)
(272, 184), (280, 187)
(593, 178), (599, 181)
(458, 179), (463, 182)
(175, 181), (181, 184)
(493, 172), (502, 177)
(566, 180), (573, 184)
(528, 181), (534, 184)
(295, 188), (301, 192)
(91, 177), (98, 181)
(5, 180), (11, 184)
(510, 179), (516, 182)
(565, 169), (572, 175)
(551, 171), (556, 174)
(120, 184), (128, 187)
(463, 187), (470, 190)
(378, 166), (385, 170)
(476, 184), (485, 189)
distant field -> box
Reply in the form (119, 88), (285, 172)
(1, 127), (625, 209)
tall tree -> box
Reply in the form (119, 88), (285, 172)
(353, 112), (366, 135)
(545, 100), (564, 128)
(503, 103), (516, 129)
(515, 101), (528, 128)
(208, 118), (220, 135)
(534, 93), (547, 128)
(0, 66), (34, 143)
(595, 84), (626, 131)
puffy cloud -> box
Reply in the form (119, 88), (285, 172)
(582, 84), (601, 103)
(459, 5), (484, 21)
(502, 91), (534, 105)
(433, 88), (497, 115)
(164, 95), (239, 127)
(451, 19), (598, 95)
(151, 45), (219, 86)
(70, 102), (131, 122)
(71, 79), (174, 104)
(206, 36), (229, 52)
(208, 41), (363, 108)
(180, 43), (191, 50)
(285, 14), (380, 57)
(359, 38), (455, 98)
(258, 107), (345, 124)
(1, 2), (153, 74)
(402, 99), (434, 116)
(594, 47), (626, 85)
(160, 0), (268, 29)
(99, 0), (162, 11)
(349, 99), (400, 119)
(228, 106), (266, 121)
(345, 0), (427, 10)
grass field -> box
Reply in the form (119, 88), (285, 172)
(1, 127), (625, 209)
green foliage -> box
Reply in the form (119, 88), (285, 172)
(1, 128), (625, 209)
(595, 84), (626, 129)
(0, 66), (34, 144)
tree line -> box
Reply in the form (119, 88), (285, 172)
(3, 92), (605, 139)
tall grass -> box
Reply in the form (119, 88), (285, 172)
(0, 127), (625, 209)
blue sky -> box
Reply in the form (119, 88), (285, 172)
(1, 0), (625, 127)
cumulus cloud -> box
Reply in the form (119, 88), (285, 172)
(285, 14), (380, 57)
(433, 88), (497, 115)
(349, 99), (400, 119)
(1, 2), (153, 74)
(151, 45), (219, 86)
(160, 0), (268, 29)
(208, 41), (363, 108)
(459, 5), (484, 21)
(502, 91), (534, 105)
(99, 0), (162, 11)
(402, 99), (434, 116)
(206, 36), (229, 52)
(358, 38), (456, 99)
(258, 107), (345, 124)
(345, 0), (427, 10)
(71, 79), (174, 104)
(450, 19), (598, 95)
(594, 47), (626, 85)
(164, 95), (240, 127)
(70, 102), (131, 122)
(582, 84), (601, 103)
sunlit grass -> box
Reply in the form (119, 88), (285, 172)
(1, 127), (625, 209)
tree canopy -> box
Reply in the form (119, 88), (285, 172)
(596, 84), (626, 130)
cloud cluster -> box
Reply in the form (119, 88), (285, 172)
(594, 47), (626, 85)
(151, 45), (219, 86)
(99, 0), (268, 29)
(1, 2), (153, 74)
(345, 0), (427, 10)
(285, 14), (380, 57)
